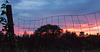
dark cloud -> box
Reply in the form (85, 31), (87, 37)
(1, 0), (100, 23)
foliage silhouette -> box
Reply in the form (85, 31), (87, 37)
(35, 24), (63, 39)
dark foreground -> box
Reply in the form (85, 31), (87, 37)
(0, 34), (100, 52)
(0, 47), (100, 52)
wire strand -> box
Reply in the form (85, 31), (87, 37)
(14, 11), (100, 21)
(94, 12), (99, 35)
(71, 15), (75, 32)
(64, 15), (67, 29)
(84, 15), (91, 34)
(77, 15), (82, 32)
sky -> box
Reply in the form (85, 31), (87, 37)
(0, 0), (100, 35)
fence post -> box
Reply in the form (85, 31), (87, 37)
(6, 5), (15, 48)
(6, 5), (14, 35)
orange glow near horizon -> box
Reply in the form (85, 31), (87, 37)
(62, 23), (100, 35)
(0, 24), (99, 35)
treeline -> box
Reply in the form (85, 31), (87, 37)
(0, 31), (100, 51)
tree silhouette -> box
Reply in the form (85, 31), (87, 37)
(34, 24), (62, 39)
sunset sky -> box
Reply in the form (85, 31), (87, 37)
(0, 0), (100, 35)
